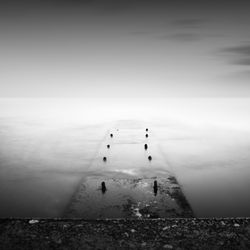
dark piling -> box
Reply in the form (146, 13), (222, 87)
(101, 181), (107, 193)
(153, 180), (158, 196)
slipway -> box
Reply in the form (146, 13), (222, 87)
(64, 121), (193, 218)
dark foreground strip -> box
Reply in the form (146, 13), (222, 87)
(0, 218), (250, 249)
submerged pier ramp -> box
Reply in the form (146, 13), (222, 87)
(64, 120), (193, 219)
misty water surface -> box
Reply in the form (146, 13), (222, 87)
(0, 98), (250, 217)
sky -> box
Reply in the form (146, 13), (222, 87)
(1, 0), (250, 97)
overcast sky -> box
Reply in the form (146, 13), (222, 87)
(1, 0), (250, 97)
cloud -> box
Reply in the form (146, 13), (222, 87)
(156, 18), (208, 42)
(129, 31), (152, 36)
(221, 45), (250, 65)
(220, 70), (250, 83)
(172, 18), (207, 29)
(161, 33), (202, 42)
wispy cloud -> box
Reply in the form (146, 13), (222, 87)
(158, 18), (208, 42)
(159, 33), (202, 42)
(172, 18), (207, 29)
(129, 18), (208, 42)
(221, 45), (250, 65)
(220, 70), (250, 83)
(129, 31), (152, 36)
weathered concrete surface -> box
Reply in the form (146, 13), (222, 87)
(0, 218), (250, 249)
(65, 176), (193, 219)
